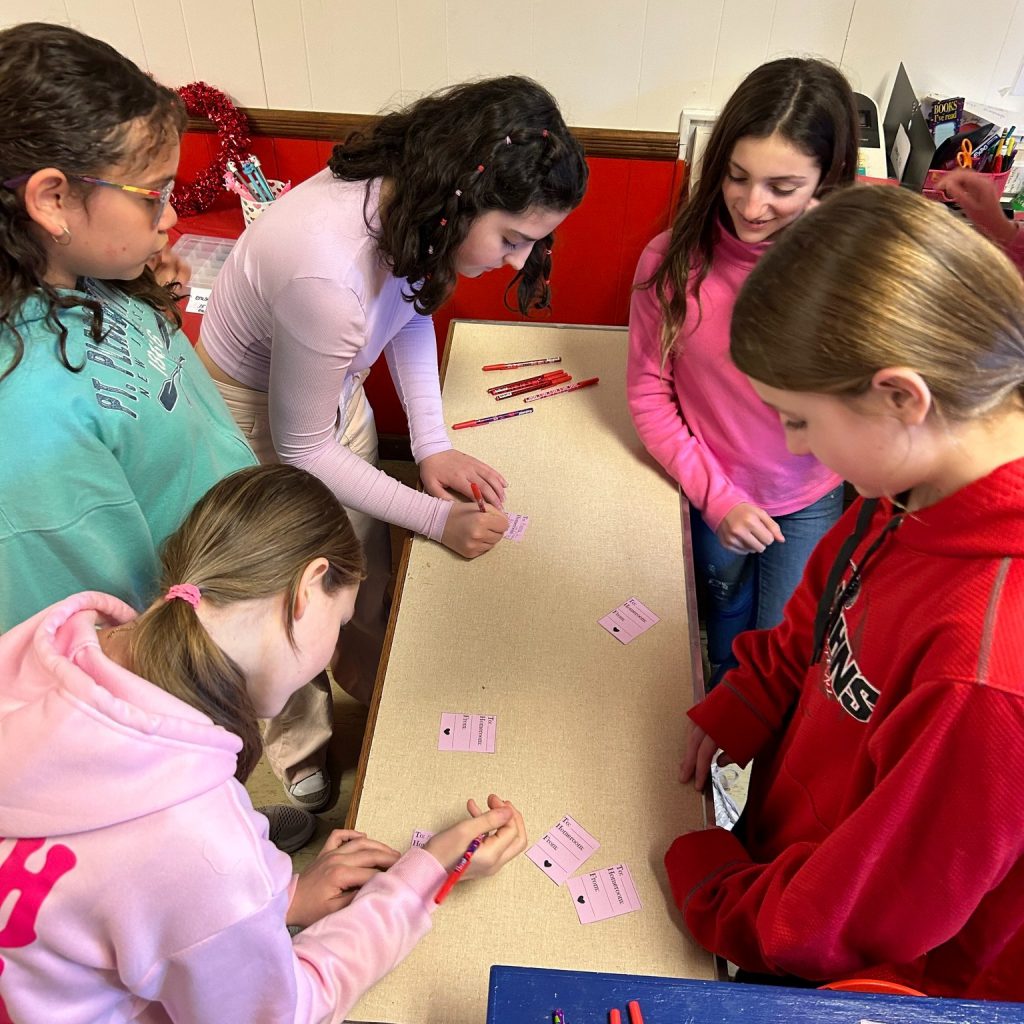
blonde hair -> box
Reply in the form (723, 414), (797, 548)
(731, 186), (1024, 420)
(131, 465), (365, 781)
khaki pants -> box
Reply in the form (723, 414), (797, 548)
(213, 372), (391, 784)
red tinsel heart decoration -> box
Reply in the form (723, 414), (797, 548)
(173, 82), (250, 217)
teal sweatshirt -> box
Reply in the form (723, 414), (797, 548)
(0, 281), (256, 629)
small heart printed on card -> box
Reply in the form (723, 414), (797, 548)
(544, 860), (552, 867)
(613, 626), (620, 632)
(443, 727), (451, 735)
(577, 895), (586, 904)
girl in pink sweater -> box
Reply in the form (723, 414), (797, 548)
(0, 464), (526, 1023)
(627, 58), (858, 687)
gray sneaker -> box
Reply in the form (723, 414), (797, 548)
(257, 804), (317, 854)
(285, 768), (331, 812)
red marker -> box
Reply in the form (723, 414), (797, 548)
(433, 834), (485, 904)
(470, 481), (486, 512)
(452, 408), (534, 430)
(522, 377), (600, 402)
(495, 373), (571, 399)
(609, 1011), (622, 1024)
(482, 357), (561, 371)
(487, 370), (566, 394)
(627, 1001), (644, 1024)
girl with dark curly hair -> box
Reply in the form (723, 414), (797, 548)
(196, 76), (587, 803)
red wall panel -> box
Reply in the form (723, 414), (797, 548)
(173, 132), (681, 437)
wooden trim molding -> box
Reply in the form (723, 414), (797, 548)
(186, 107), (679, 161)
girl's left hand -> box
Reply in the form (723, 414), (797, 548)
(287, 829), (401, 928)
(419, 450), (508, 509)
(679, 723), (732, 791)
(423, 794), (527, 880)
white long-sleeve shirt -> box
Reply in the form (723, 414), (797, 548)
(202, 169), (450, 540)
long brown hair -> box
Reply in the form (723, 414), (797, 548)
(644, 57), (859, 360)
(731, 186), (1024, 420)
(0, 22), (186, 382)
(329, 75), (588, 316)
(131, 465), (366, 782)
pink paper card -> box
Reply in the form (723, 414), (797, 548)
(568, 864), (642, 924)
(598, 597), (660, 644)
(503, 513), (529, 542)
(526, 814), (600, 885)
(411, 829), (434, 848)
(437, 712), (497, 753)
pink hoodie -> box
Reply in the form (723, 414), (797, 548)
(0, 592), (446, 1024)
(627, 227), (840, 531)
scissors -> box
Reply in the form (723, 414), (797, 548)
(956, 139), (974, 169)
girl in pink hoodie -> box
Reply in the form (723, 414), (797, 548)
(0, 463), (526, 1023)
(627, 59), (858, 688)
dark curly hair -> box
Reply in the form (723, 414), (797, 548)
(642, 57), (859, 361)
(329, 75), (588, 316)
(0, 22), (186, 382)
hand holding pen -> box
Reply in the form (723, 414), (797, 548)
(424, 794), (528, 904)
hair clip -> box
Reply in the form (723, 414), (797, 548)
(545, 248), (553, 256)
(505, 135), (512, 145)
(476, 164), (485, 173)
(427, 245), (434, 255)
(440, 217), (447, 226)
(455, 188), (462, 197)
(542, 129), (549, 138)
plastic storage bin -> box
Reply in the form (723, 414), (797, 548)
(170, 234), (237, 291)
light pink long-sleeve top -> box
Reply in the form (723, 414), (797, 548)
(0, 592), (447, 1024)
(202, 169), (450, 541)
(627, 227), (840, 531)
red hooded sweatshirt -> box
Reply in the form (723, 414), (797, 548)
(666, 458), (1024, 1000)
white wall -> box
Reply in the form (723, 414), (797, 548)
(4, 0), (1023, 128)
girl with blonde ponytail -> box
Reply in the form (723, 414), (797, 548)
(0, 464), (527, 1022)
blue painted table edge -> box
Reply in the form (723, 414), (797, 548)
(486, 965), (1024, 1023)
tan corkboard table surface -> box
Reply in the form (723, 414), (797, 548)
(347, 322), (715, 1024)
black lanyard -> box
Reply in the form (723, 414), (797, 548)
(811, 498), (904, 665)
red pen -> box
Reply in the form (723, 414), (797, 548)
(487, 370), (566, 394)
(470, 481), (486, 512)
(482, 357), (561, 371)
(609, 1011), (622, 1024)
(495, 373), (571, 399)
(452, 408), (534, 429)
(522, 377), (600, 402)
(433, 834), (485, 904)
(627, 1000), (644, 1024)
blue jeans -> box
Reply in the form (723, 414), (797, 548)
(691, 486), (844, 687)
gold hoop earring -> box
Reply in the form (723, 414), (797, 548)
(51, 226), (72, 246)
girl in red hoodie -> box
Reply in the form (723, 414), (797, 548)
(667, 185), (1024, 1000)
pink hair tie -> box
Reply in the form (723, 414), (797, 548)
(165, 583), (201, 608)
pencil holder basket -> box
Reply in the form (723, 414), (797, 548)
(239, 178), (289, 226)
(921, 167), (1011, 201)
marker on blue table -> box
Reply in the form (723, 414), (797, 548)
(553, 1011), (566, 1024)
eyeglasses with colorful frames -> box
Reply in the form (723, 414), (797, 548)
(2, 172), (175, 228)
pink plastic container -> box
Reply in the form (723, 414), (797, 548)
(922, 167), (1011, 202)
